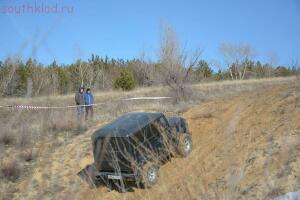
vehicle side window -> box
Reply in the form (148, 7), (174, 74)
(144, 125), (153, 141)
(148, 124), (160, 140)
(131, 121), (166, 153)
(131, 127), (154, 148)
(135, 129), (147, 144)
(147, 123), (165, 149)
(142, 125), (158, 150)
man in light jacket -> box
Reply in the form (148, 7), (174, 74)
(84, 88), (94, 120)
(75, 87), (85, 120)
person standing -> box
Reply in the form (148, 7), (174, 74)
(84, 88), (94, 120)
(75, 87), (85, 120)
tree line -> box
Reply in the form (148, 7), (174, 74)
(0, 25), (299, 97)
(0, 53), (298, 97)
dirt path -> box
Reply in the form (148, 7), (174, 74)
(13, 82), (300, 200)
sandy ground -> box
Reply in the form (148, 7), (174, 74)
(11, 81), (300, 200)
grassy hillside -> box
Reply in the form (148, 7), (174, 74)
(0, 77), (298, 200)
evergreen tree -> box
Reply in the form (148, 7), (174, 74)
(195, 60), (213, 80)
(113, 70), (136, 91)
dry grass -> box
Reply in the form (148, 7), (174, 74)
(266, 187), (285, 199)
(0, 131), (15, 146)
(19, 149), (37, 162)
(47, 111), (82, 132)
(0, 77), (298, 199)
(0, 159), (21, 182)
(190, 112), (213, 119)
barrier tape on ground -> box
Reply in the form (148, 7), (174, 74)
(123, 97), (171, 100)
(0, 96), (171, 110)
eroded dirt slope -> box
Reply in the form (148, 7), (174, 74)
(13, 81), (300, 200)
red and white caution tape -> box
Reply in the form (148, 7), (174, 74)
(9, 103), (105, 110)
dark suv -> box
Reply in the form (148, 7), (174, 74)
(81, 112), (192, 190)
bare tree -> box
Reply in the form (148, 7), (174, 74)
(32, 66), (46, 96)
(70, 59), (90, 87)
(219, 43), (256, 80)
(87, 54), (107, 89)
(84, 64), (97, 88)
(266, 51), (279, 77)
(25, 59), (47, 96)
(129, 51), (156, 86)
(267, 51), (279, 67)
(0, 57), (21, 96)
(290, 59), (300, 80)
(158, 24), (202, 101)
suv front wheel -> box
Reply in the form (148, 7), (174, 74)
(177, 134), (192, 157)
(139, 162), (159, 188)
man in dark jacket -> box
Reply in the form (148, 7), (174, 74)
(84, 88), (94, 120)
(75, 87), (85, 120)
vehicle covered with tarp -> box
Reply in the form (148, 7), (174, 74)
(79, 112), (192, 191)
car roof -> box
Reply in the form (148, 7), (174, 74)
(92, 112), (163, 141)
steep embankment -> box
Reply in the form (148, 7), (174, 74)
(13, 81), (300, 200)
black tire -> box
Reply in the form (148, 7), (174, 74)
(176, 134), (192, 157)
(139, 162), (159, 188)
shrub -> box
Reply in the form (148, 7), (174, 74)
(113, 70), (136, 91)
(1, 159), (21, 181)
(0, 131), (15, 145)
(274, 66), (293, 77)
(47, 111), (79, 132)
(19, 149), (37, 162)
(266, 187), (284, 199)
(50, 118), (76, 132)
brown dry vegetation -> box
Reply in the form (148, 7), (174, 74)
(0, 77), (299, 200)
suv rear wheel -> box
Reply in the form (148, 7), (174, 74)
(139, 162), (159, 188)
(177, 134), (192, 157)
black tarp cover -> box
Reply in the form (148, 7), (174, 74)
(92, 112), (163, 142)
